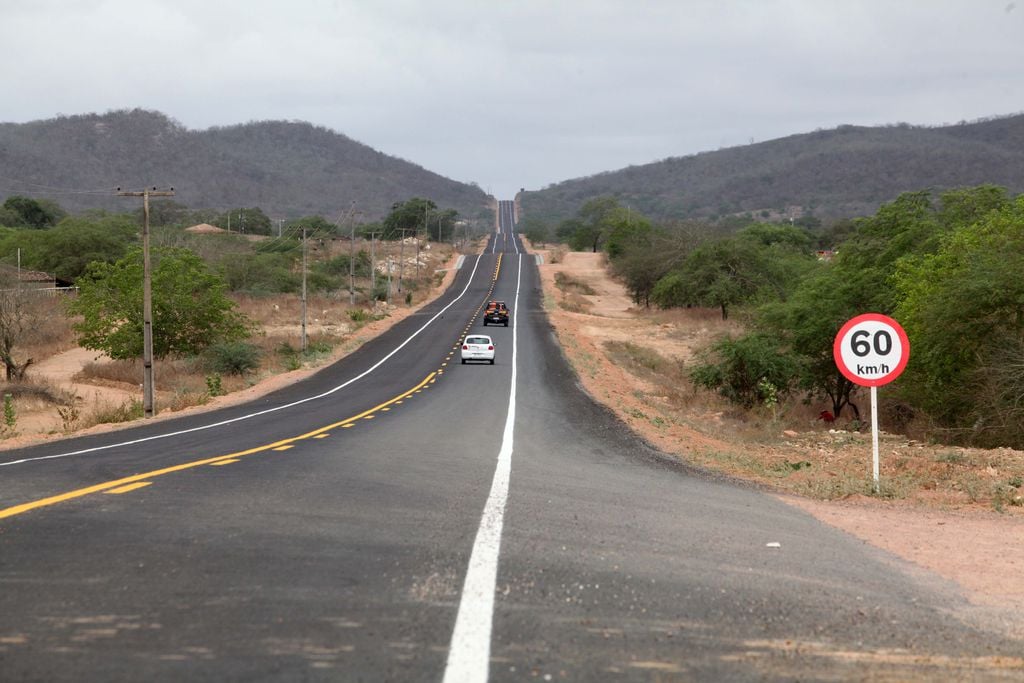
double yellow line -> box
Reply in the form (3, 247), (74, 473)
(0, 372), (437, 521)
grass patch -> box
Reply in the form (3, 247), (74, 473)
(554, 272), (597, 295)
(86, 399), (144, 426)
(935, 450), (968, 465)
(604, 340), (679, 376)
(0, 380), (74, 406)
(558, 293), (591, 313)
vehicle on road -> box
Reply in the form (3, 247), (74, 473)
(483, 300), (509, 327)
(461, 335), (495, 364)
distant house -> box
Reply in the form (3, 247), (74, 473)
(185, 223), (228, 234)
(0, 263), (59, 290)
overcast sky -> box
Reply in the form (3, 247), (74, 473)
(2, 0), (1022, 199)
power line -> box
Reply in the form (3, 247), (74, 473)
(0, 175), (120, 196)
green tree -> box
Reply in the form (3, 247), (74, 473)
(0, 205), (20, 227)
(520, 216), (551, 245)
(287, 215), (335, 237)
(384, 198), (436, 240)
(218, 251), (300, 294)
(0, 213), (137, 282)
(139, 200), (191, 228)
(69, 247), (252, 359)
(758, 264), (863, 419)
(2, 195), (63, 229)
(893, 195), (1024, 442)
(218, 207), (274, 235)
(690, 334), (799, 409)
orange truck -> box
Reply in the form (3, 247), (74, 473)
(483, 300), (509, 327)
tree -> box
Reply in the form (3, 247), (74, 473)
(2, 195), (63, 229)
(607, 221), (696, 308)
(520, 216), (551, 245)
(690, 334), (798, 409)
(383, 198), (436, 240)
(425, 208), (458, 242)
(287, 215), (336, 237)
(893, 195), (1024, 441)
(758, 265), (863, 419)
(572, 196), (622, 252)
(68, 247), (252, 360)
(0, 205), (20, 227)
(0, 284), (36, 380)
(0, 212), (137, 282)
(217, 207), (274, 235)
(139, 200), (191, 228)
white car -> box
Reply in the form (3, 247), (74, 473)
(461, 335), (495, 364)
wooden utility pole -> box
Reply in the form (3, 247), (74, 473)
(301, 226), (308, 353)
(118, 187), (174, 418)
(368, 231), (380, 302)
(336, 200), (357, 306)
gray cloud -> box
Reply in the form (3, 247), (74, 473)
(2, 0), (1021, 199)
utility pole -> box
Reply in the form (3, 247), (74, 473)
(398, 228), (406, 293)
(117, 186), (175, 418)
(335, 200), (357, 306)
(369, 231), (378, 301)
(301, 226), (308, 353)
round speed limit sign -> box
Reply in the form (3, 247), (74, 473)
(833, 313), (910, 387)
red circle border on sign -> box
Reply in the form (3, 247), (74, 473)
(833, 313), (910, 387)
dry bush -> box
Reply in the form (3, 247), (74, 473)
(0, 379), (75, 407)
(77, 359), (142, 385)
(554, 272), (597, 295)
(558, 293), (592, 313)
(20, 293), (77, 361)
(82, 399), (144, 427)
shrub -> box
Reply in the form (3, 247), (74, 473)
(690, 333), (798, 408)
(205, 341), (261, 375)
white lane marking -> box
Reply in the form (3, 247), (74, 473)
(0, 255), (487, 469)
(443, 254), (522, 682)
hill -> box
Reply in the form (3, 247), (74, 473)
(519, 114), (1024, 224)
(0, 109), (492, 221)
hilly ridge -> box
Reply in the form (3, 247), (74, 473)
(3, 109), (1024, 227)
(519, 114), (1024, 224)
(0, 109), (492, 221)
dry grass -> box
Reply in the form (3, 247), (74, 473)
(558, 292), (592, 313)
(21, 294), (78, 361)
(554, 271), (597, 295)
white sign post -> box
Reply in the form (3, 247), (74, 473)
(833, 313), (910, 492)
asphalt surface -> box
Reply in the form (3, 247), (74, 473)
(1, 200), (1021, 681)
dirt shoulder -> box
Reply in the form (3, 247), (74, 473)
(533, 245), (1024, 622)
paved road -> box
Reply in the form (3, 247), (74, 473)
(1, 200), (1020, 681)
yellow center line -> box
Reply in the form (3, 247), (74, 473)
(105, 482), (152, 494)
(0, 372), (437, 521)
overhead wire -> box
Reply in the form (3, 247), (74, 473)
(0, 174), (121, 196)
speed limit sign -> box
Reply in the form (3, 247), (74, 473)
(833, 313), (910, 387)
(833, 313), (910, 492)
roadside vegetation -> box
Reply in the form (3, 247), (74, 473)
(0, 194), (485, 439)
(533, 186), (1024, 510)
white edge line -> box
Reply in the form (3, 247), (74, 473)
(0, 254), (486, 468)
(443, 253), (521, 682)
